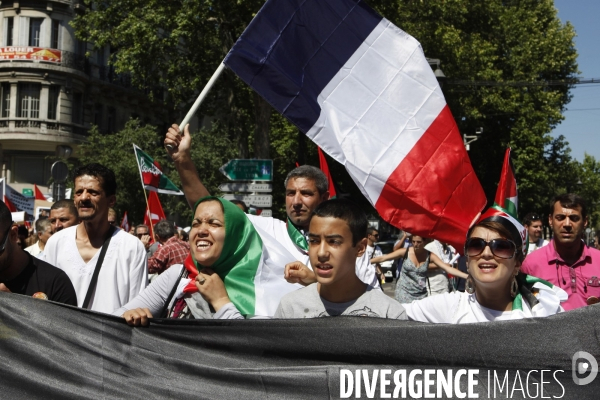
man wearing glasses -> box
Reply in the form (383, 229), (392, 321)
(522, 212), (549, 256)
(0, 200), (77, 305)
(521, 194), (600, 310)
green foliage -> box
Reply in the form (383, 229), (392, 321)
(76, 120), (237, 227)
(77, 120), (172, 224)
(74, 0), (585, 232)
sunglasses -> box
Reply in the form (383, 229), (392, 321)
(529, 214), (541, 221)
(464, 237), (516, 259)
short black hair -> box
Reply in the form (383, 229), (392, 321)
(229, 200), (248, 213)
(367, 226), (378, 236)
(312, 199), (367, 246)
(549, 193), (587, 220)
(51, 199), (77, 216)
(0, 200), (12, 230)
(522, 212), (542, 227)
(284, 165), (328, 195)
(154, 220), (175, 240)
(73, 163), (117, 197)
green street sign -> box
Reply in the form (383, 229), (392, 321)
(219, 159), (273, 181)
(22, 188), (34, 197)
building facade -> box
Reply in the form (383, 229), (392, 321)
(0, 0), (165, 193)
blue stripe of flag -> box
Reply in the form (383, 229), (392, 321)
(224, 0), (383, 133)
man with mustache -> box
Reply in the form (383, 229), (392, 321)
(48, 199), (79, 233)
(44, 164), (148, 313)
(164, 124), (379, 288)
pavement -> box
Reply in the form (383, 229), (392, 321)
(381, 280), (396, 298)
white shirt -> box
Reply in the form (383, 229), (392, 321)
(403, 285), (565, 324)
(24, 241), (42, 257)
(44, 226), (148, 313)
(526, 238), (549, 255)
(356, 244), (382, 288)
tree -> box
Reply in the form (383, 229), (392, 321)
(370, 0), (578, 217)
(76, 119), (237, 226)
(74, 0), (579, 227)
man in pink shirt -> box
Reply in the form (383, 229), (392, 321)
(521, 194), (600, 310)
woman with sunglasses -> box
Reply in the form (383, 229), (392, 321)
(371, 235), (468, 303)
(402, 211), (567, 324)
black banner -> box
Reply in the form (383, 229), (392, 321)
(0, 292), (599, 399)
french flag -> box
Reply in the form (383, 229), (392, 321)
(224, 0), (486, 249)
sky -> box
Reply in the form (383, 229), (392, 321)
(552, 0), (600, 162)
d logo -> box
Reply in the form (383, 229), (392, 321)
(572, 351), (598, 385)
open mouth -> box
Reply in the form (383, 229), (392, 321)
(315, 264), (333, 276)
(196, 240), (213, 251)
(478, 263), (497, 272)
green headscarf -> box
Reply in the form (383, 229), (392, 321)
(189, 196), (263, 316)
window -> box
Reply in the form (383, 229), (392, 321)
(4, 17), (14, 46)
(28, 18), (43, 47)
(1, 83), (10, 118)
(18, 83), (41, 119)
(107, 107), (116, 133)
(94, 104), (104, 131)
(72, 93), (83, 124)
(51, 19), (60, 49)
(47, 86), (60, 120)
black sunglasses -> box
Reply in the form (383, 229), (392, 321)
(465, 237), (516, 259)
(0, 222), (13, 255)
(529, 214), (541, 221)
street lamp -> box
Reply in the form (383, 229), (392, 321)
(426, 58), (446, 87)
(463, 127), (483, 151)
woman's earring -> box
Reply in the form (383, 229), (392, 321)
(465, 275), (475, 294)
(510, 275), (519, 298)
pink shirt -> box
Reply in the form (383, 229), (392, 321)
(521, 240), (600, 311)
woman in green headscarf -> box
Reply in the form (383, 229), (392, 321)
(114, 196), (296, 324)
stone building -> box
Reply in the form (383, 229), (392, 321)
(0, 0), (165, 193)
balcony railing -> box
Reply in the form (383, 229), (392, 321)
(0, 47), (89, 74)
(0, 118), (88, 136)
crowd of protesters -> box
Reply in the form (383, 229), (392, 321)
(0, 123), (597, 327)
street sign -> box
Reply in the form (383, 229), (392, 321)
(220, 159), (273, 181)
(218, 183), (273, 193)
(222, 194), (273, 207)
(259, 209), (272, 218)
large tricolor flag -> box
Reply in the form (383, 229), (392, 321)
(224, 0), (486, 250)
(133, 144), (183, 195)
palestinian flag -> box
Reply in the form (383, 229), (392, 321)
(512, 274), (567, 316)
(317, 147), (337, 199)
(133, 144), (183, 195)
(493, 148), (518, 217)
(477, 148), (526, 254)
(182, 197), (303, 317)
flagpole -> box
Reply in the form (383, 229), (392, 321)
(143, 189), (156, 241)
(165, 61), (227, 151)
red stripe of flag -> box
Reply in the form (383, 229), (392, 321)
(375, 106), (486, 251)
